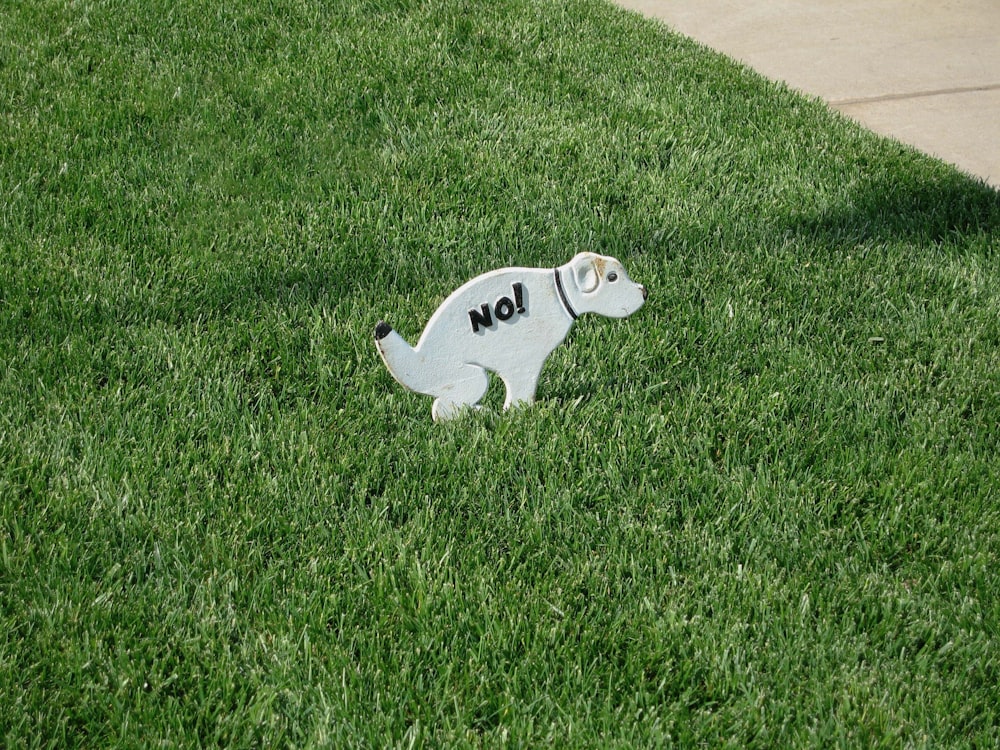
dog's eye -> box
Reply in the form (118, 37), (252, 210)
(607, 272), (619, 283)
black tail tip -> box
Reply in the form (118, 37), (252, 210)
(374, 321), (392, 341)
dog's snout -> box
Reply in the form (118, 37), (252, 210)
(640, 284), (648, 301)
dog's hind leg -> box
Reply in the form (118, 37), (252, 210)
(431, 364), (490, 422)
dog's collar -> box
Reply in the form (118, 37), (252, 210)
(553, 267), (578, 320)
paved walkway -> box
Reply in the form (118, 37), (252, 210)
(614, 0), (1000, 188)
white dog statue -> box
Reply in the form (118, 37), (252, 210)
(375, 252), (647, 421)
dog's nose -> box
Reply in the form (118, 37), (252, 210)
(640, 285), (648, 301)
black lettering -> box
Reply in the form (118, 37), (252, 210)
(512, 282), (525, 313)
(494, 296), (515, 321)
(469, 303), (492, 332)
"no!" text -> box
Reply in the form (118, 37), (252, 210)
(469, 282), (525, 333)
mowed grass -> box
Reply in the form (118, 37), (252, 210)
(2, 0), (1000, 745)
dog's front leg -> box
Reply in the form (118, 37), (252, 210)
(499, 367), (543, 411)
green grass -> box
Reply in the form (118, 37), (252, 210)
(3, 0), (1000, 746)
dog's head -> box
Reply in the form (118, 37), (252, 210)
(565, 252), (647, 319)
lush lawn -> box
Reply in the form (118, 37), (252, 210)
(3, 0), (999, 746)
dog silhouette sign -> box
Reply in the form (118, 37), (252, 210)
(375, 252), (647, 422)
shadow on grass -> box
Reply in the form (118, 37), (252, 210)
(784, 168), (999, 250)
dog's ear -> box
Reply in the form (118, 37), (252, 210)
(571, 253), (600, 294)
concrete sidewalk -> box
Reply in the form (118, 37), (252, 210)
(614, 0), (1000, 189)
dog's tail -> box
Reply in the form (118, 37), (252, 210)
(374, 322), (441, 396)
